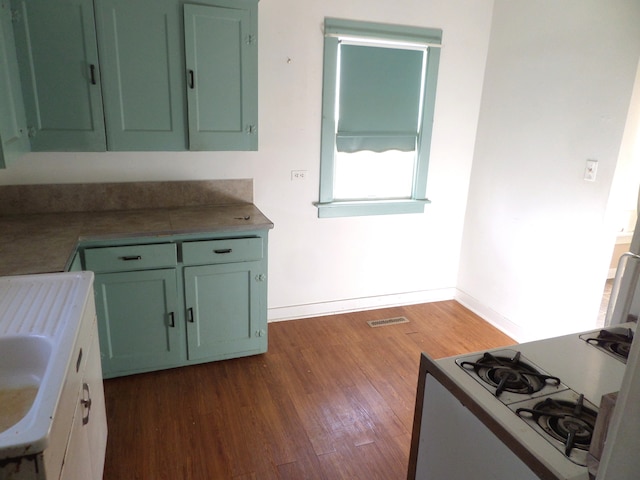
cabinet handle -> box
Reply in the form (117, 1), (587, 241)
(90, 64), (97, 85)
(75, 348), (83, 373)
(187, 307), (194, 323)
(214, 248), (232, 254)
(81, 383), (92, 425)
(168, 312), (175, 328)
(188, 69), (195, 89)
(120, 255), (142, 261)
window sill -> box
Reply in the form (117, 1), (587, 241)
(314, 199), (431, 218)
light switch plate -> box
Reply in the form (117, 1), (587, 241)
(584, 159), (598, 182)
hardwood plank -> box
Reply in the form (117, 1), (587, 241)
(102, 300), (515, 479)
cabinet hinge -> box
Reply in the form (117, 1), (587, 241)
(10, 8), (21, 23)
(246, 124), (257, 135)
(245, 34), (256, 45)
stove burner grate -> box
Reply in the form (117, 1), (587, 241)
(515, 394), (597, 458)
(584, 327), (633, 361)
(459, 351), (561, 397)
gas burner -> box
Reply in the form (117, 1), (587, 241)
(512, 392), (598, 466)
(580, 327), (634, 363)
(458, 350), (562, 399)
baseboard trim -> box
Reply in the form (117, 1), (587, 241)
(454, 289), (529, 343)
(268, 288), (457, 323)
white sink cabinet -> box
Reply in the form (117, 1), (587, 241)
(0, 273), (107, 480)
(56, 322), (107, 480)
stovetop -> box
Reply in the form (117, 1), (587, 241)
(579, 326), (634, 363)
(510, 389), (598, 466)
(455, 349), (568, 405)
(455, 349), (595, 466)
(434, 325), (631, 479)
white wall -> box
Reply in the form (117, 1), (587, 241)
(0, 1), (495, 320)
(457, 0), (640, 341)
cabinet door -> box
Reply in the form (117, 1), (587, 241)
(82, 327), (107, 480)
(59, 406), (93, 480)
(59, 328), (107, 480)
(94, 268), (183, 378)
(184, 1), (258, 151)
(184, 261), (266, 361)
(95, 0), (187, 151)
(11, 0), (106, 151)
(0, 0), (29, 168)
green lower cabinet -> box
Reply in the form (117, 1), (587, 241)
(84, 231), (269, 378)
(94, 268), (183, 378)
(184, 261), (266, 361)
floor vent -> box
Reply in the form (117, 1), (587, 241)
(367, 316), (410, 328)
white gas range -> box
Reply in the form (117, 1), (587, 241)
(407, 323), (635, 480)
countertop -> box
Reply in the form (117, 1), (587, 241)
(0, 203), (274, 276)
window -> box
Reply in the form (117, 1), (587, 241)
(316, 18), (442, 218)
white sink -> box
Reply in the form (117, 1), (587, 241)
(0, 335), (52, 434)
(0, 272), (95, 461)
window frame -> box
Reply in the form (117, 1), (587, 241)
(316, 18), (442, 218)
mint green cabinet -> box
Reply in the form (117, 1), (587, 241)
(3, 0), (258, 157)
(93, 268), (183, 378)
(94, 0), (187, 151)
(10, 0), (106, 151)
(184, 1), (258, 151)
(85, 242), (182, 378)
(184, 261), (266, 361)
(80, 231), (268, 378)
(0, 0), (29, 167)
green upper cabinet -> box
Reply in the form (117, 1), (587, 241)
(0, 0), (29, 168)
(1, 0), (258, 160)
(184, 0), (258, 151)
(94, 0), (187, 151)
(11, 0), (106, 151)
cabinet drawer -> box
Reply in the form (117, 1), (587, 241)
(182, 237), (263, 265)
(84, 243), (177, 273)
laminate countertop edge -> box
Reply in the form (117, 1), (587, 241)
(0, 203), (274, 276)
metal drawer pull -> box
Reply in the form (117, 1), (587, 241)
(214, 248), (232, 254)
(187, 307), (194, 323)
(81, 383), (92, 425)
(90, 64), (97, 85)
(120, 255), (142, 261)
(188, 69), (195, 89)
(168, 312), (175, 328)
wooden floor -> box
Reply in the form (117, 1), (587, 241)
(102, 301), (515, 479)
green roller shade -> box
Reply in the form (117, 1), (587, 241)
(336, 44), (425, 153)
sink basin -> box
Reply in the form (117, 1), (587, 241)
(0, 272), (95, 462)
(0, 336), (51, 434)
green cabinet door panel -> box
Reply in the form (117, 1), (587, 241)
(11, 0), (106, 151)
(0, 1), (29, 168)
(184, 1), (258, 151)
(95, 0), (187, 150)
(94, 268), (183, 378)
(184, 261), (266, 361)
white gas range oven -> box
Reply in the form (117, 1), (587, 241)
(407, 323), (636, 479)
